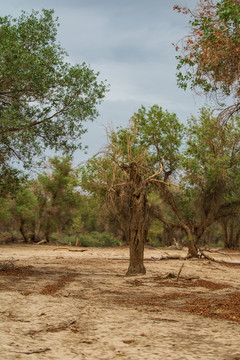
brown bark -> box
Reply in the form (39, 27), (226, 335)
(163, 227), (174, 247)
(19, 219), (28, 243)
(126, 192), (148, 275)
(122, 162), (149, 276)
(221, 217), (240, 249)
(187, 238), (199, 258)
(44, 231), (50, 243)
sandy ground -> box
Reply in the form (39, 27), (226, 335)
(0, 244), (240, 360)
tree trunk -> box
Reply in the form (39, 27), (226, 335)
(127, 206), (147, 275)
(35, 218), (41, 237)
(222, 218), (240, 249)
(19, 219), (28, 243)
(163, 226), (174, 246)
(45, 231), (50, 243)
(221, 219), (229, 248)
(188, 239), (199, 257)
(235, 230), (240, 249)
(125, 163), (149, 276)
(44, 222), (51, 243)
(228, 220), (240, 249)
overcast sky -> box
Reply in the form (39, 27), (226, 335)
(2, 0), (206, 165)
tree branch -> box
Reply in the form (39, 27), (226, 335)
(2, 94), (78, 134)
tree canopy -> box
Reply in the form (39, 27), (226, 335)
(174, 0), (240, 119)
(0, 9), (107, 190)
(179, 108), (240, 239)
(81, 105), (184, 274)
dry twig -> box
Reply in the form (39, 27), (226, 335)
(53, 247), (88, 252)
(176, 262), (185, 282)
(10, 347), (51, 354)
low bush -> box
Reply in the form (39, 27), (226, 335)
(147, 238), (164, 247)
(78, 232), (120, 247)
(51, 231), (120, 247)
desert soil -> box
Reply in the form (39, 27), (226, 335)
(0, 244), (240, 360)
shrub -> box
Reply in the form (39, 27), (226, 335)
(147, 238), (164, 247)
(50, 231), (120, 247)
(78, 232), (120, 247)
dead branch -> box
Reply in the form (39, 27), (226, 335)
(159, 271), (198, 281)
(146, 163), (163, 182)
(53, 247), (88, 252)
(46, 319), (77, 332)
(150, 204), (183, 230)
(36, 239), (47, 245)
(176, 262), (185, 282)
(218, 102), (240, 124)
(10, 348), (51, 354)
(201, 247), (233, 258)
(161, 252), (189, 260)
(200, 249), (240, 265)
(65, 319), (77, 327)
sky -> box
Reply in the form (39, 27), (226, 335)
(2, 0), (206, 165)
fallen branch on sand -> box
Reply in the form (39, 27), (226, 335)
(53, 247), (88, 252)
(148, 254), (188, 261)
(10, 347), (50, 354)
(200, 249), (240, 265)
(46, 319), (77, 332)
(150, 249), (240, 266)
(36, 239), (47, 245)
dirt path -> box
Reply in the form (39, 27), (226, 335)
(0, 244), (240, 360)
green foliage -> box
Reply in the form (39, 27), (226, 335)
(147, 219), (164, 247)
(77, 232), (120, 247)
(182, 107), (240, 192)
(75, 195), (100, 232)
(0, 197), (11, 222)
(81, 105), (184, 195)
(0, 155), (114, 244)
(133, 105), (184, 172)
(14, 187), (38, 224)
(179, 107), (240, 232)
(80, 155), (118, 198)
(0, 9), (107, 190)
(37, 156), (81, 238)
(71, 212), (84, 233)
(0, 167), (26, 197)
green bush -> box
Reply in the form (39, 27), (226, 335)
(77, 233), (98, 247)
(78, 232), (120, 247)
(147, 238), (164, 247)
(50, 233), (75, 245)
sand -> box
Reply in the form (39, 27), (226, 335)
(0, 244), (240, 360)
